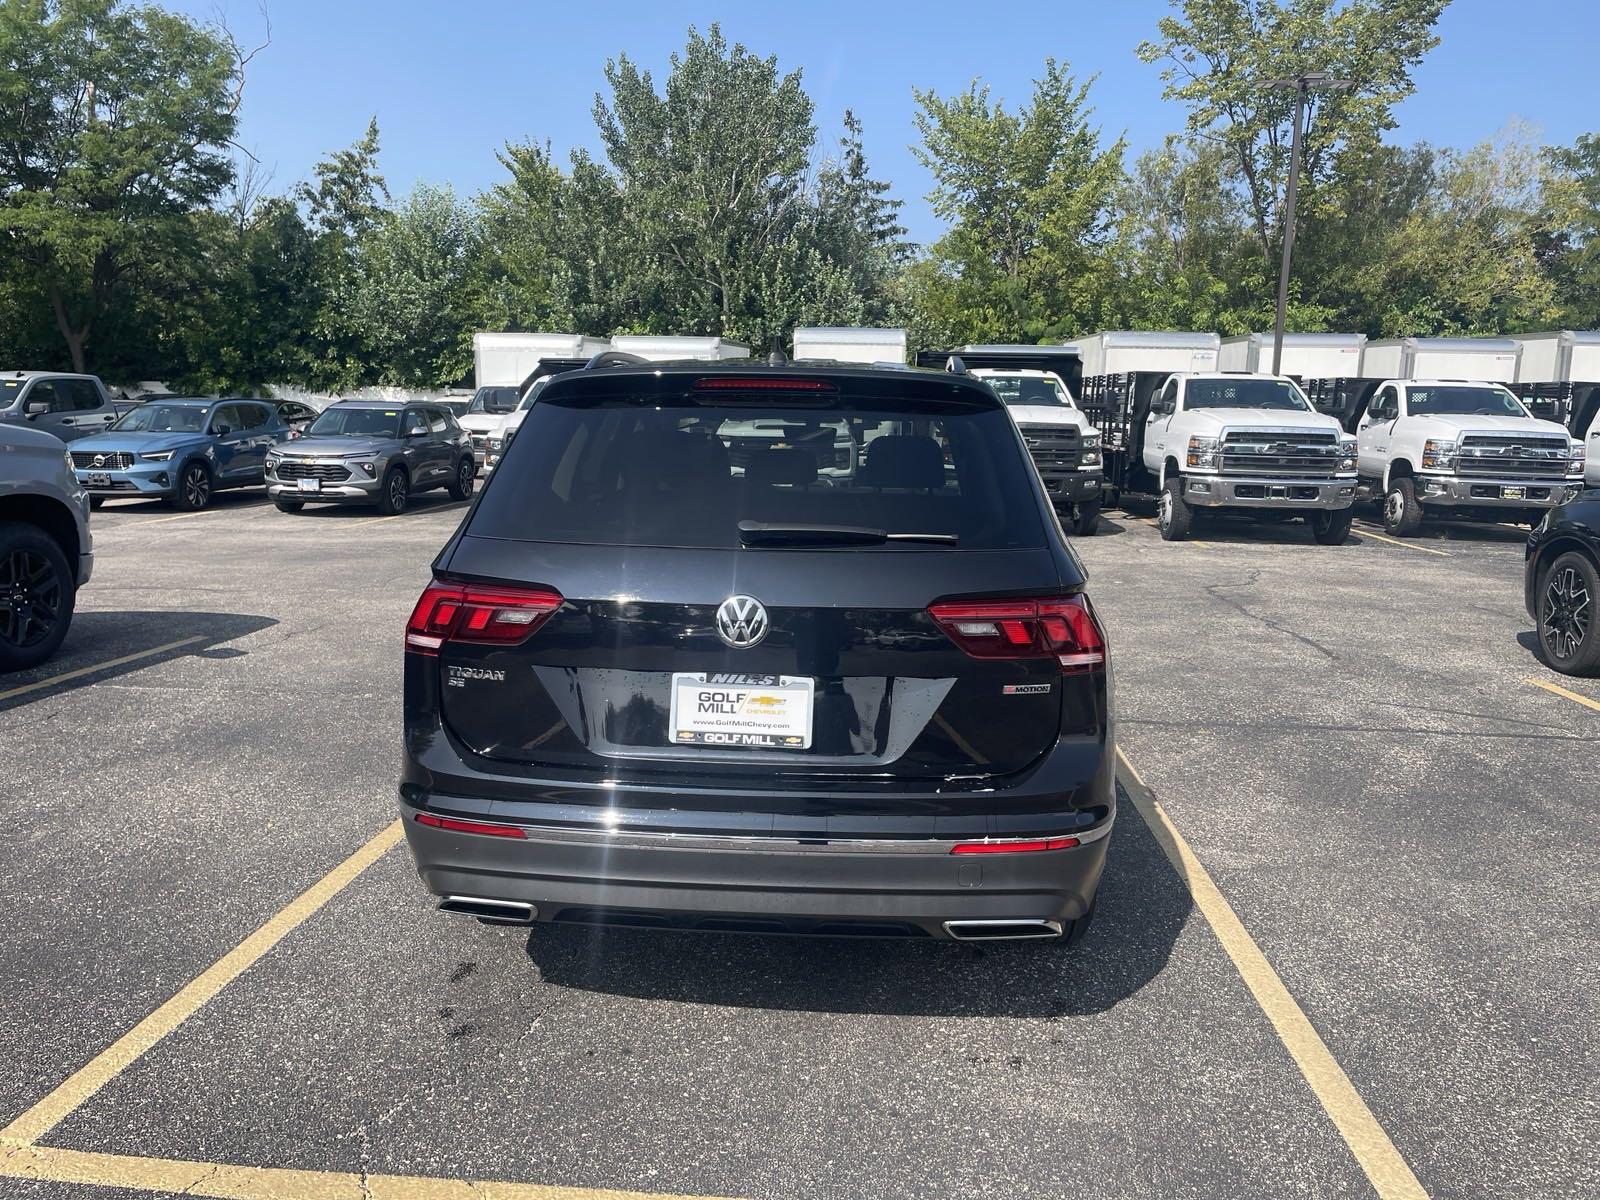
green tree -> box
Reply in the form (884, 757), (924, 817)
(910, 59), (1125, 343)
(342, 183), (478, 387)
(1542, 133), (1600, 329)
(592, 24), (817, 342)
(0, 0), (249, 371)
(1138, 0), (1446, 271)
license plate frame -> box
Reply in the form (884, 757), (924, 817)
(297, 477), (321, 493)
(85, 472), (111, 488)
(1501, 486), (1526, 500)
(668, 673), (814, 750)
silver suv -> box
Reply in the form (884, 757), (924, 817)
(265, 400), (476, 515)
(1, 423), (93, 671)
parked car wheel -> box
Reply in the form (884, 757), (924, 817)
(377, 466), (409, 516)
(0, 521), (75, 673)
(171, 461), (212, 511)
(1071, 500), (1101, 537)
(1536, 550), (1600, 675)
(1382, 476), (1422, 537)
(274, 500), (304, 514)
(1312, 508), (1354, 545)
(1157, 475), (1192, 541)
(447, 456), (475, 501)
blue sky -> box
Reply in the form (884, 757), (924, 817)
(176, 0), (1598, 246)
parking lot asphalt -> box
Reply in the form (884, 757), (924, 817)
(1, 495), (1595, 1200)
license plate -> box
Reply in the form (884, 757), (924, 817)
(1502, 486), (1525, 500)
(297, 477), (321, 493)
(669, 673), (814, 749)
(86, 472), (111, 487)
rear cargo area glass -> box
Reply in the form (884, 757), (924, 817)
(470, 394), (1046, 550)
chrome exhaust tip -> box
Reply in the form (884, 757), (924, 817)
(943, 918), (1064, 941)
(437, 896), (538, 926)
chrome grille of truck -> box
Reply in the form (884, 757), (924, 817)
(1217, 430), (1339, 477)
(1455, 435), (1570, 478)
(1017, 425), (1082, 474)
(274, 460), (352, 482)
(70, 451), (134, 470)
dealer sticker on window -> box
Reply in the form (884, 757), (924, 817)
(669, 673), (813, 749)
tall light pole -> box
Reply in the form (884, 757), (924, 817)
(1264, 71), (1354, 375)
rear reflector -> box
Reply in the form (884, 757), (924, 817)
(950, 837), (1080, 855)
(415, 812), (527, 839)
(406, 580), (562, 654)
(694, 377), (836, 392)
(928, 594), (1107, 673)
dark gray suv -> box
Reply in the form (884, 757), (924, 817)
(400, 356), (1114, 945)
(266, 400), (475, 515)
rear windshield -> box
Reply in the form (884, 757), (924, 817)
(306, 407), (401, 438)
(471, 393), (1046, 550)
(1185, 379), (1310, 411)
(469, 386), (519, 414)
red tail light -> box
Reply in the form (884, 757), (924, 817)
(414, 812), (527, 839)
(950, 836), (1080, 855)
(405, 580), (562, 654)
(693, 377), (836, 392)
(927, 594), (1106, 673)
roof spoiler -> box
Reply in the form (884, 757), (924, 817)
(585, 350), (649, 370)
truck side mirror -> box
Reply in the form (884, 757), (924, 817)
(24, 399), (48, 416)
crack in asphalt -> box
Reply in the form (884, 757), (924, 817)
(1202, 570), (1338, 660)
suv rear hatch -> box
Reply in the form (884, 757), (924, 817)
(418, 368), (1102, 790)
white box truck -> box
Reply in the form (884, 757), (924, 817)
(1507, 331), (1600, 435)
(610, 335), (750, 362)
(792, 327), (907, 364)
(1360, 337), (1520, 384)
(472, 332), (612, 388)
(1219, 332), (1365, 380)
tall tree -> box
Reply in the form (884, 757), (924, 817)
(0, 0), (256, 370)
(1542, 133), (1600, 329)
(910, 59), (1125, 343)
(592, 24), (817, 341)
(1138, 0), (1446, 270)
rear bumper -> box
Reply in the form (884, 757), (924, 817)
(402, 806), (1112, 939)
(1183, 474), (1355, 510)
(1414, 474), (1582, 509)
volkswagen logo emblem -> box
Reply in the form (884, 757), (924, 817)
(92, 454), (106, 468)
(715, 595), (769, 649)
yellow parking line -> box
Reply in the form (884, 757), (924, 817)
(1526, 677), (1600, 713)
(1354, 527), (1450, 557)
(1117, 748), (1429, 1200)
(0, 820), (404, 1147)
(0, 1144), (732, 1200)
(0, 637), (205, 703)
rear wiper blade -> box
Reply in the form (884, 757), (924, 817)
(737, 522), (957, 546)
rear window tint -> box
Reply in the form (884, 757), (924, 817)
(470, 393), (1045, 550)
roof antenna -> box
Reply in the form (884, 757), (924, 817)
(945, 355), (968, 375)
(767, 346), (787, 366)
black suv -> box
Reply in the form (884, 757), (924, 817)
(400, 357), (1114, 944)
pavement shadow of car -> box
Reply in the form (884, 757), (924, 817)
(521, 782), (1191, 1019)
(0, 609), (277, 709)
(1073, 516), (1134, 538)
(286, 496), (471, 520)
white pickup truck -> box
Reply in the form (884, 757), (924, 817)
(969, 368), (1104, 535)
(1357, 380), (1586, 535)
(1144, 373), (1358, 543)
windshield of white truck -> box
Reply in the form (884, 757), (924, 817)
(1184, 379), (1310, 411)
(1407, 386), (1528, 417)
(981, 373), (1074, 408)
(468, 386), (519, 414)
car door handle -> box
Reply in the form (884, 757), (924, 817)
(59, 418), (76, 426)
